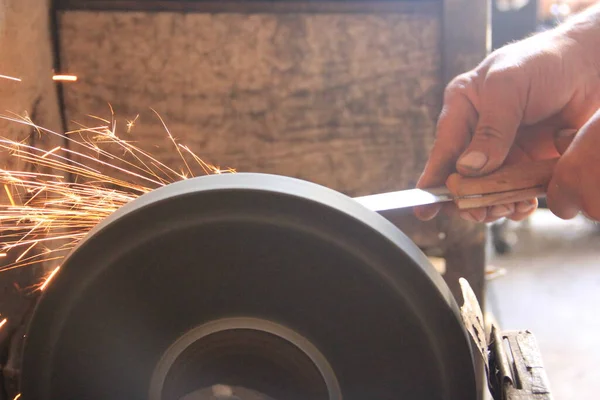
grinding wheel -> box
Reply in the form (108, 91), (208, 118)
(20, 173), (477, 400)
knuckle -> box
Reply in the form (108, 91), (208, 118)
(443, 85), (460, 103)
(449, 72), (473, 89)
(445, 73), (473, 99)
(484, 67), (522, 90)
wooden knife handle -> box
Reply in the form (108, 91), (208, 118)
(454, 186), (548, 209)
(445, 157), (559, 209)
(444, 132), (574, 209)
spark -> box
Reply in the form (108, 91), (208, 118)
(0, 109), (234, 298)
(41, 146), (61, 158)
(40, 266), (61, 291)
(152, 108), (192, 179)
(0, 74), (21, 82)
(13, 394), (21, 400)
(15, 242), (38, 263)
(3, 185), (15, 206)
(52, 75), (78, 82)
(0, 318), (6, 329)
(126, 114), (139, 133)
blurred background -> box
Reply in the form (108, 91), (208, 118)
(488, 3), (600, 400)
(493, 0), (598, 53)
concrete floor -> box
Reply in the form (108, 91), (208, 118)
(486, 210), (600, 400)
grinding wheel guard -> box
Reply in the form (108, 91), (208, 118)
(459, 279), (553, 400)
(16, 172), (486, 399)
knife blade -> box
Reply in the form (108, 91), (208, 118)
(353, 157), (559, 212)
(354, 186), (454, 212)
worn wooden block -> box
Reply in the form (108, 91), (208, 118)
(57, 9), (442, 195)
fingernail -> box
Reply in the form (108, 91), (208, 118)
(458, 151), (488, 171)
(460, 211), (477, 222)
(490, 204), (513, 217)
(516, 201), (535, 213)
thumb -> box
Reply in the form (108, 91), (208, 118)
(456, 71), (524, 176)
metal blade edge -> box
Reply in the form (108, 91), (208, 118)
(354, 187), (453, 212)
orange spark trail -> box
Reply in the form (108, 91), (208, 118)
(52, 75), (78, 82)
(0, 74), (21, 82)
(40, 266), (61, 291)
(0, 110), (234, 293)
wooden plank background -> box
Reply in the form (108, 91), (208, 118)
(54, 1), (491, 329)
(56, 7), (442, 196)
(0, 0), (64, 342)
(56, 0), (439, 13)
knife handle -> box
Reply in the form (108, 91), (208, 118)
(445, 157), (558, 209)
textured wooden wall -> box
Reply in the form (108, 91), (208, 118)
(0, 0), (63, 176)
(0, 0), (64, 337)
(55, 0), (490, 344)
(57, 8), (442, 195)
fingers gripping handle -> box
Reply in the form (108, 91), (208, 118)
(446, 158), (558, 196)
(446, 158), (559, 209)
(453, 186), (548, 209)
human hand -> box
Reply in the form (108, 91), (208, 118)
(414, 28), (600, 223)
(546, 108), (600, 221)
